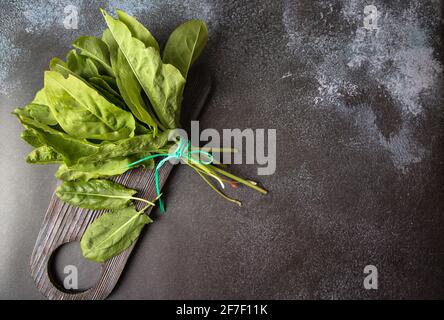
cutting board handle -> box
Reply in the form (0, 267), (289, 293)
(30, 165), (172, 299)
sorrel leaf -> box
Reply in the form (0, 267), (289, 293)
(73, 36), (115, 76)
(56, 179), (137, 210)
(44, 71), (136, 141)
(102, 10), (186, 129)
(81, 205), (152, 262)
(163, 19), (208, 78)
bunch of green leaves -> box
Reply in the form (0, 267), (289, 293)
(14, 9), (209, 262)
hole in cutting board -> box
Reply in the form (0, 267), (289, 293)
(47, 241), (102, 293)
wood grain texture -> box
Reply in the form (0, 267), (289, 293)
(30, 66), (211, 300)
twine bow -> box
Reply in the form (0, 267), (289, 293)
(127, 138), (213, 213)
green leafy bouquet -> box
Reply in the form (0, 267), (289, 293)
(14, 9), (266, 262)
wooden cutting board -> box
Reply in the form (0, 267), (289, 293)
(30, 66), (212, 300)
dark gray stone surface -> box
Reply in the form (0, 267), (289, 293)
(1, 0), (443, 299)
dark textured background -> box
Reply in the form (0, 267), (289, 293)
(1, 0), (444, 299)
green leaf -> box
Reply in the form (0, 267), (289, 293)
(72, 36), (114, 76)
(56, 179), (137, 210)
(88, 77), (121, 97)
(55, 153), (154, 182)
(114, 48), (160, 132)
(163, 20), (208, 78)
(56, 162), (120, 182)
(23, 103), (58, 126)
(21, 129), (43, 148)
(103, 26), (160, 133)
(77, 131), (170, 163)
(102, 28), (117, 63)
(44, 71), (136, 141)
(32, 89), (48, 105)
(66, 50), (100, 79)
(49, 57), (72, 77)
(102, 10), (186, 129)
(88, 77), (126, 109)
(80, 205), (152, 262)
(50, 55), (96, 82)
(135, 121), (150, 135)
(101, 75), (119, 91)
(54, 132), (166, 181)
(27, 89), (59, 126)
(27, 146), (63, 164)
(89, 83), (127, 110)
(49, 55), (121, 109)
(14, 109), (99, 165)
(116, 9), (159, 51)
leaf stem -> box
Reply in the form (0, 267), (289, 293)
(209, 165), (268, 194)
(60, 191), (157, 207)
(194, 169), (242, 207)
(131, 196), (155, 206)
(186, 160), (225, 189)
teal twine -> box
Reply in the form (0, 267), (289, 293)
(127, 139), (214, 213)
